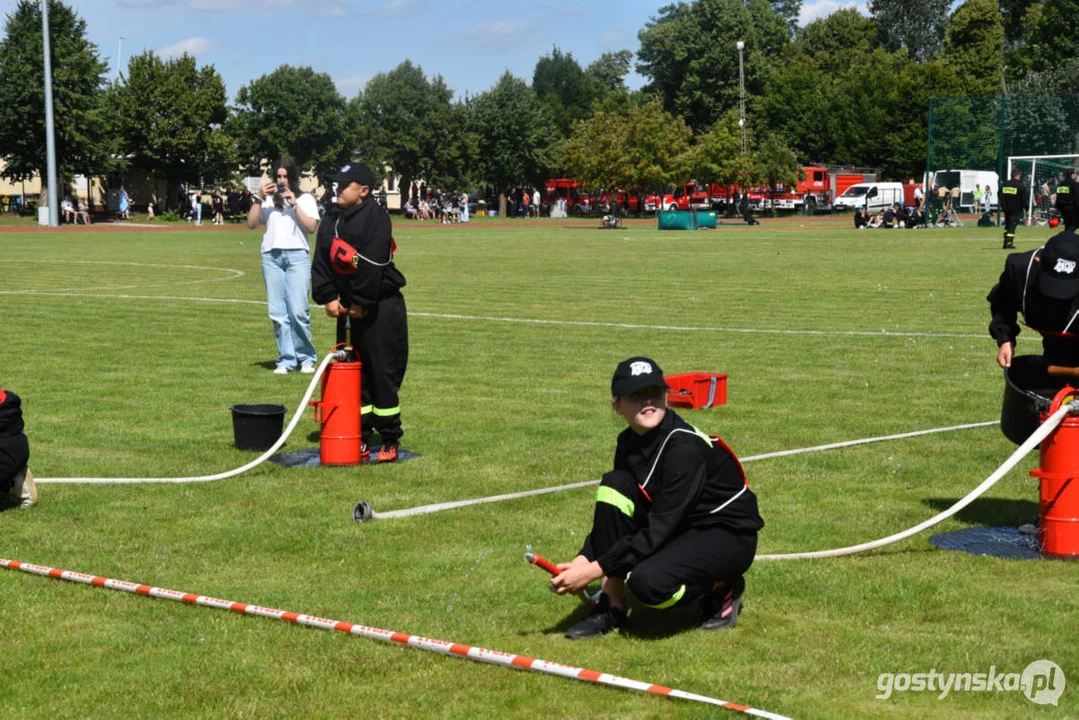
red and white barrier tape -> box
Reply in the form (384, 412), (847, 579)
(0, 557), (790, 720)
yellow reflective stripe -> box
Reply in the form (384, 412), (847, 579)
(1059, 186), (1071, 194)
(689, 425), (714, 447)
(643, 584), (686, 609)
(361, 405), (374, 414)
(1002, 187), (1017, 194)
(596, 486), (634, 518)
(372, 406), (400, 417)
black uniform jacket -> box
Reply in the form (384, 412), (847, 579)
(988, 245), (1079, 362)
(311, 196), (405, 308)
(595, 410), (764, 577)
(0, 389), (29, 469)
(1000, 179), (1028, 214)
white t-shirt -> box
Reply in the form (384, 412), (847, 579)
(532, 190), (540, 206)
(914, 186), (924, 200)
(260, 193), (318, 253)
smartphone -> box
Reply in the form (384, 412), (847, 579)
(276, 182), (286, 193)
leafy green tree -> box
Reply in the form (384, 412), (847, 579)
(869, 0), (951, 61)
(1000, 0), (1039, 48)
(563, 111), (627, 193)
(637, 0), (790, 132)
(470, 72), (561, 191)
(585, 50), (633, 92)
(1026, 0), (1079, 74)
(565, 101), (692, 209)
(944, 0), (1004, 95)
(113, 50), (235, 206)
(533, 47), (596, 138)
(689, 111), (743, 189)
(0, 0), (111, 185)
(350, 60), (464, 197)
(755, 131), (802, 208)
(771, 0), (802, 37)
(230, 65), (351, 180)
(796, 7), (877, 73)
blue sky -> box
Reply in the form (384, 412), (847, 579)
(2, 0), (870, 101)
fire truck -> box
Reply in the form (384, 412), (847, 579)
(750, 166), (875, 213)
(649, 182), (725, 212)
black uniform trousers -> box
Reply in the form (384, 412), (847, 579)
(336, 292), (408, 446)
(581, 470), (757, 609)
(1004, 211), (1021, 241)
(0, 436), (29, 495)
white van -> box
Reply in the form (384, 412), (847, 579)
(833, 182), (905, 212)
(928, 169), (999, 211)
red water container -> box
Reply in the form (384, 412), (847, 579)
(1030, 387), (1079, 559)
(665, 373), (728, 409)
(310, 359), (363, 466)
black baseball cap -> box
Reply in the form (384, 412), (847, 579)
(1038, 230), (1079, 299)
(611, 357), (670, 397)
(329, 162), (377, 189)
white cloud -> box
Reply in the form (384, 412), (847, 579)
(321, 5), (348, 17)
(160, 36), (211, 59)
(466, 19), (535, 50)
(798, 0), (869, 27)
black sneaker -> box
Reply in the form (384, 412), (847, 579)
(700, 577), (745, 631)
(564, 593), (628, 640)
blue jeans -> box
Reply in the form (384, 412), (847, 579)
(261, 249), (316, 369)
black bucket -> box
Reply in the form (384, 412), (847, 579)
(230, 404), (287, 451)
(1001, 356), (1072, 445)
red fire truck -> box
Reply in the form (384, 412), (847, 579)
(750, 166), (874, 213)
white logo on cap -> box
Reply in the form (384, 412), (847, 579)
(1054, 258), (1076, 275)
(340, 165), (351, 173)
(630, 361), (653, 376)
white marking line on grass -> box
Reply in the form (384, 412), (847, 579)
(0, 260), (245, 294)
(2, 289), (986, 339)
(410, 312), (987, 339)
(374, 420), (999, 519)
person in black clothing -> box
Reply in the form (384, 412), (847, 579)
(551, 357), (764, 639)
(0, 388), (36, 509)
(999, 168), (1030, 249)
(1057, 169), (1078, 232)
(854, 207), (868, 229)
(311, 162), (409, 462)
(988, 230), (1079, 368)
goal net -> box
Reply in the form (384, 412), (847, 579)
(1008, 155), (1079, 224)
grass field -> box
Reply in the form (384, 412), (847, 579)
(1, 217), (1076, 719)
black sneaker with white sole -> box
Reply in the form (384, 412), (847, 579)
(564, 593), (628, 640)
(700, 576), (745, 630)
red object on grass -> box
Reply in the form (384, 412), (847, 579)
(1031, 386), (1079, 559)
(665, 373), (728, 409)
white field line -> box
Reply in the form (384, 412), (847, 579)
(0, 260), (244, 294)
(1, 289), (987, 339)
(374, 420), (999, 519)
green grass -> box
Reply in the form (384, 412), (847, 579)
(0, 220), (1076, 719)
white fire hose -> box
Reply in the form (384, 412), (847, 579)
(756, 400), (1075, 560)
(37, 351), (342, 485)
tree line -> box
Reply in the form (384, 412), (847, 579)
(0, 0), (1074, 208)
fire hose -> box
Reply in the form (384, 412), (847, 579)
(36, 351), (342, 485)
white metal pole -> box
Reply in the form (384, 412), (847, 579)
(1029, 160), (1037, 222)
(41, 0), (58, 227)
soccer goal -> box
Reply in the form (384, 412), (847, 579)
(1008, 154), (1079, 223)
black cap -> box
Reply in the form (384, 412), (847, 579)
(611, 357), (669, 397)
(1038, 230), (1079, 300)
(329, 162), (377, 189)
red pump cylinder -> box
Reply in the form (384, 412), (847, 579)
(310, 351), (364, 466)
(1031, 386), (1079, 559)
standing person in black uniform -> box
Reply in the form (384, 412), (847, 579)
(0, 387), (36, 509)
(1057, 169), (1078, 232)
(311, 163), (408, 462)
(999, 168), (1029, 250)
(988, 229), (1079, 368)
(551, 358), (764, 639)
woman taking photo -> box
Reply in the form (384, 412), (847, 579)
(248, 156), (319, 374)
